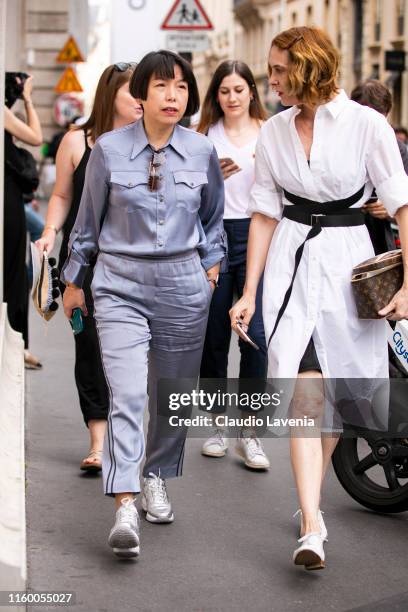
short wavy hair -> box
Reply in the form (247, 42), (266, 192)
(270, 26), (339, 106)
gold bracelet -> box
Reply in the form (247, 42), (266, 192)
(44, 224), (58, 234)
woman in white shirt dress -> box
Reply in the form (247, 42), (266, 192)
(230, 26), (408, 570)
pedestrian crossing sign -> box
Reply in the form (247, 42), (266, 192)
(54, 67), (83, 93)
(56, 36), (85, 63)
(161, 0), (213, 30)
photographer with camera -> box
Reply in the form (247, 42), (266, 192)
(4, 73), (42, 368)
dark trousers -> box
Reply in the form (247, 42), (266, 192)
(74, 311), (110, 425)
(200, 218), (267, 379)
(60, 266), (109, 426)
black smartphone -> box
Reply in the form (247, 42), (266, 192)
(235, 320), (259, 350)
(365, 196), (378, 205)
(219, 157), (235, 167)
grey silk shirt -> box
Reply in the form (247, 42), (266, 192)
(61, 120), (226, 287)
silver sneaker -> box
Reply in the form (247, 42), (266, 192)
(108, 497), (140, 558)
(235, 430), (270, 470)
(142, 472), (174, 523)
(201, 428), (228, 457)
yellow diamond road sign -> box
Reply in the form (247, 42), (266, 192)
(56, 36), (84, 63)
(55, 67), (83, 93)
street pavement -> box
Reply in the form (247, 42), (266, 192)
(25, 291), (408, 612)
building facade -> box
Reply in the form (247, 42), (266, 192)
(360, 0), (408, 126)
(5, 0), (89, 142)
(194, 0), (408, 127)
(192, 0), (235, 101)
(231, 0), (358, 114)
(4, 0), (111, 142)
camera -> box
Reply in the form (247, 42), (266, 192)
(5, 71), (29, 108)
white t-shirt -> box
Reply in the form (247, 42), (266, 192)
(207, 119), (258, 219)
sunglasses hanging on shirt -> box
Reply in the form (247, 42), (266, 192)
(148, 150), (166, 192)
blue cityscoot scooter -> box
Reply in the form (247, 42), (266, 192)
(332, 321), (408, 513)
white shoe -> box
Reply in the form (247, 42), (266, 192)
(142, 472), (174, 523)
(108, 497), (140, 558)
(293, 532), (325, 570)
(235, 431), (270, 470)
(293, 509), (328, 541)
(201, 429), (228, 457)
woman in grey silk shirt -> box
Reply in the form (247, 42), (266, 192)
(61, 50), (226, 559)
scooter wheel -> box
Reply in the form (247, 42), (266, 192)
(332, 435), (408, 513)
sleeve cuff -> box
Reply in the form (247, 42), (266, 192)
(60, 251), (89, 288)
(376, 170), (408, 217)
(247, 187), (283, 220)
(200, 248), (227, 271)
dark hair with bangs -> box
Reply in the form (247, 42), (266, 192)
(197, 60), (266, 135)
(129, 50), (199, 117)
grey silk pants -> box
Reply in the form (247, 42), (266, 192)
(92, 250), (212, 496)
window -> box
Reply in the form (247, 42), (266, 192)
(292, 11), (297, 25)
(374, 0), (382, 41)
(324, 0), (330, 25)
(396, 0), (405, 36)
(371, 63), (380, 79)
(306, 5), (313, 25)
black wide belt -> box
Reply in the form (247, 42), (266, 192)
(267, 185), (366, 349)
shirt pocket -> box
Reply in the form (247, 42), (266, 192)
(173, 170), (208, 213)
(110, 171), (149, 212)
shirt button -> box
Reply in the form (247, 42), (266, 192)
(128, 182), (133, 187)
(190, 182), (194, 187)
(159, 195), (164, 202)
(158, 240), (163, 247)
(159, 220), (164, 225)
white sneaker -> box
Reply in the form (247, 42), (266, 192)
(235, 431), (270, 470)
(201, 429), (228, 457)
(142, 472), (174, 523)
(293, 509), (328, 541)
(293, 532), (325, 570)
(108, 497), (140, 558)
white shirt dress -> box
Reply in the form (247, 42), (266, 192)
(248, 90), (408, 380)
